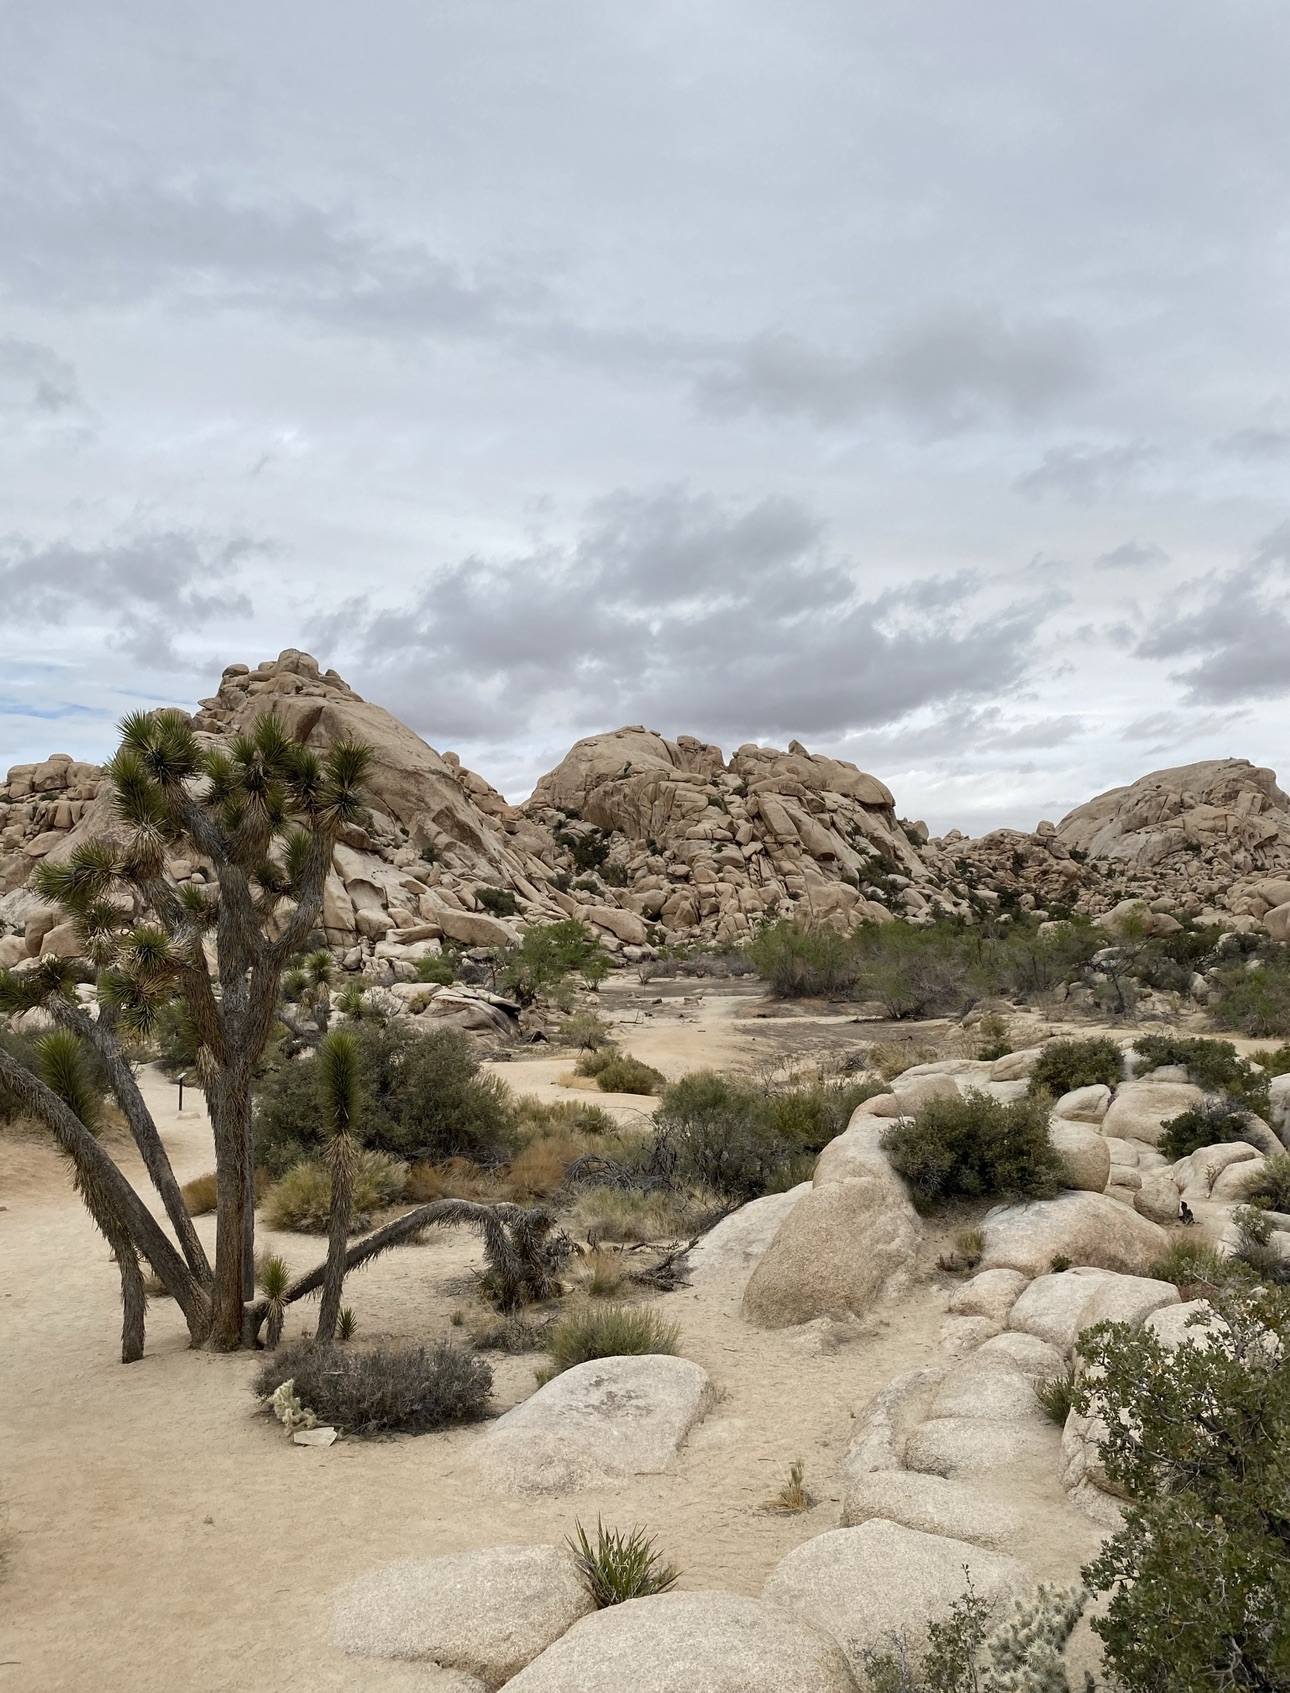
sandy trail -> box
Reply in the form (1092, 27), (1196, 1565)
(0, 1009), (1108, 1693)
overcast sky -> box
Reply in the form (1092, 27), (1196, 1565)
(3, 2), (1289, 832)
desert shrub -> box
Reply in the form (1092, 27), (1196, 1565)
(582, 1248), (627, 1297)
(575, 1049), (664, 1095)
(849, 921), (972, 1019)
(764, 1458), (813, 1514)
(1075, 1283), (1290, 1691)
(1228, 1206), (1290, 1284)
(1159, 1096), (1256, 1162)
(1133, 1033), (1270, 1115)
(1151, 1236), (1230, 1294)
(1243, 1152), (1290, 1214)
(881, 1092), (1064, 1211)
(745, 920), (861, 997)
(515, 1096), (616, 1138)
(182, 1172), (218, 1215)
(1251, 1041), (1290, 1078)
(567, 1520), (680, 1607)
(868, 1040), (936, 1081)
(1210, 957), (1290, 1039)
(148, 995), (203, 1078)
(263, 1150), (407, 1232)
(254, 1021), (515, 1176)
(474, 885), (518, 917)
(497, 919), (610, 1005)
(254, 1339), (493, 1435)
(554, 1012), (615, 1050)
(571, 1186), (726, 1244)
(1028, 1036), (1124, 1099)
(545, 1302), (679, 1374)
(414, 953), (456, 986)
(1035, 1367), (1076, 1425)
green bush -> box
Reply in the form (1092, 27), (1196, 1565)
(1210, 958), (1290, 1039)
(745, 920), (862, 997)
(414, 953), (457, 986)
(571, 1186), (727, 1244)
(1151, 1236), (1230, 1292)
(575, 1048), (664, 1095)
(881, 1091), (1064, 1211)
(567, 1519), (680, 1607)
(475, 885), (518, 917)
(498, 919), (611, 1004)
(148, 995), (203, 1078)
(0, 1025), (113, 1127)
(262, 1150), (407, 1232)
(254, 1021), (515, 1176)
(1159, 1097), (1257, 1162)
(545, 1302), (680, 1375)
(254, 1339), (492, 1435)
(1251, 1042), (1290, 1078)
(1076, 1283), (1290, 1691)
(1244, 1152), (1290, 1214)
(1028, 1036), (1124, 1098)
(1035, 1367), (1076, 1425)
(1133, 1034), (1270, 1115)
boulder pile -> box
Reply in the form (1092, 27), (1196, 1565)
(5, 653), (1290, 971)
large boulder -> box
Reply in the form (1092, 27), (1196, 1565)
(840, 1469), (1024, 1550)
(946, 1268), (1028, 1325)
(331, 1545), (593, 1689)
(472, 1356), (712, 1495)
(762, 1521), (1025, 1678)
(1049, 1121), (1111, 1192)
(1101, 1080), (1206, 1147)
(1053, 1084), (1112, 1123)
(502, 1591), (856, 1693)
(902, 1416), (1054, 1478)
(684, 1184), (810, 1286)
(979, 1192), (1169, 1277)
(742, 1173), (920, 1329)
(924, 1352), (1047, 1424)
(1007, 1268), (1177, 1353)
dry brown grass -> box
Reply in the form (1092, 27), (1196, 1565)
(762, 1458), (813, 1514)
(182, 1172), (218, 1215)
(581, 1247), (627, 1297)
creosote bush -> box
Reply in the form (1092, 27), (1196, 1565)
(882, 1092), (1064, 1212)
(574, 1047), (665, 1095)
(1027, 1036), (1124, 1099)
(254, 1339), (493, 1435)
(567, 1519), (680, 1607)
(496, 919), (610, 1005)
(1210, 957), (1290, 1039)
(1158, 1097), (1256, 1162)
(544, 1302), (679, 1375)
(1134, 1033), (1270, 1115)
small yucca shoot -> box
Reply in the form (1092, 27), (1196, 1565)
(567, 1518), (680, 1608)
(338, 1307), (358, 1341)
(259, 1253), (291, 1349)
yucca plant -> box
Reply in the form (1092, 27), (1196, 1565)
(259, 1253), (291, 1349)
(567, 1519), (680, 1607)
(337, 1307), (358, 1341)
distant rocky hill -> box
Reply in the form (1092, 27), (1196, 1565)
(2, 649), (1289, 969)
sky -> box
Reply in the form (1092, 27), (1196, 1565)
(2, 1), (1289, 834)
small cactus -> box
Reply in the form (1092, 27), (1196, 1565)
(981, 1584), (1087, 1693)
(269, 1378), (317, 1434)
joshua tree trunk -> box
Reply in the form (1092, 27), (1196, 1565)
(316, 1132), (355, 1343)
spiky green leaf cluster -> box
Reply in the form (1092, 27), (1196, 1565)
(35, 1028), (102, 1132)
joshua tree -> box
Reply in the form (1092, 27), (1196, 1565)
(315, 1030), (362, 1343)
(0, 709), (371, 1352)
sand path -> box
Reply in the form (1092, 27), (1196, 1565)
(0, 1006), (1109, 1692)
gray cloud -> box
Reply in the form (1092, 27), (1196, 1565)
(0, 337), (82, 416)
(1136, 534), (1290, 702)
(0, 530), (259, 668)
(696, 309), (1092, 432)
(1214, 424), (1290, 460)
(318, 488), (1056, 747)
(1015, 442), (1153, 505)
(1097, 538), (1169, 570)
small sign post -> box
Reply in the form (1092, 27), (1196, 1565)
(177, 1074), (187, 1113)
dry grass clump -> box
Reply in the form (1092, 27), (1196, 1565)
(554, 1013), (616, 1050)
(544, 1301), (680, 1376)
(868, 1041), (938, 1081)
(263, 1150), (407, 1233)
(1035, 1367), (1076, 1425)
(254, 1339), (492, 1435)
(581, 1248), (627, 1297)
(572, 1186), (726, 1244)
(181, 1172), (218, 1216)
(937, 1226), (985, 1273)
(763, 1458), (814, 1514)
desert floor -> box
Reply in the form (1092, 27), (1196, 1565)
(1, 985), (1142, 1692)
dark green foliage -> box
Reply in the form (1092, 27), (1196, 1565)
(567, 1519), (680, 1607)
(861, 1576), (993, 1693)
(1035, 1367), (1076, 1425)
(1244, 1153), (1290, 1214)
(1230, 1206), (1290, 1285)
(574, 1048), (665, 1095)
(254, 1021), (515, 1176)
(496, 919), (611, 1004)
(414, 953), (457, 986)
(474, 885), (518, 917)
(1028, 1036), (1124, 1098)
(254, 1339), (493, 1435)
(1134, 1034), (1270, 1115)
(0, 1026), (111, 1127)
(745, 921), (865, 997)
(1211, 957), (1290, 1039)
(1159, 1097), (1257, 1162)
(1252, 1042), (1290, 1078)
(648, 1070), (882, 1202)
(1150, 1236), (1229, 1293)
(149, 995), (203, 1077)
(881, 1092), (1064, 1211)
(1076, 1284), (1290, 1692)
(545, 1303), (679, 1374)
